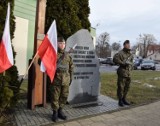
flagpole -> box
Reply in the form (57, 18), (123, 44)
(19, 51), (39, 85)
(1, 71), (6, 87)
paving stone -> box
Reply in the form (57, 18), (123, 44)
(55, 124), (65, 126)
(14, 95), (121, 126)
(100, 114), (116, 119)
(64, 121), (81, 126)
(103, 118), (120, 125)
(78, 118), (94, 126)
(14, 96), (160, 126)
(113, 116), (128, 122)
(97, 105), (160, 126)
(90, 122), (106, 126)
(119, 109), (133, 115)
(116, 121), (135, 126)
(90, 116), (105, 122)
(112, 111), (125, 117)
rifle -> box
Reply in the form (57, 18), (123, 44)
(123, 54), (133, 65)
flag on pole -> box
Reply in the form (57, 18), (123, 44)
(0, 3), (13, 73)
(38, 20), (57, 82)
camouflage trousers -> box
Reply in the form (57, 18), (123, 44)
(50, 85), (69, 111)
(117, 76), (131, 99)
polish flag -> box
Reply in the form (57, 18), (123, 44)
(38, 20), (57, 82)
(0, 3), (13, 73)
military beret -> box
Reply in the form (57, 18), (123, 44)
(58, 37), (65, 42)
(123, 40), (130, 46)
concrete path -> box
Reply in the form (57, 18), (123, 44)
(14, 95), (121, 126)
(51, 101), (160, 126)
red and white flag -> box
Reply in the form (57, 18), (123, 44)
(38, 20), (57, 82)
(0, 3), (13, 73)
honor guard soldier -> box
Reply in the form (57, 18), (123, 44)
(113, 40), (133, 107)
(50, 37), (74, 122)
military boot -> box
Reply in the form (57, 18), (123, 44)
(122, 98), (130, 105)
(58, 107), (67, 120)
(118, 99), (124, 107)
(52, 110), (58, 122)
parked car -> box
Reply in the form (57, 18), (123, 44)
(133, 63), (138, 70)
(154, 60), (159, 64)
(141, 60), (156, 70)
(98, 58), (106, 64)
(133, 58), (143, 70)
(106, 57), (115, 65)
(99, 57), (115, 65)
(134, 58), (143, 66)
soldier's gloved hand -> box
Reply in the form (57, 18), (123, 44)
(125, 61), (132, 65)
(38, 58), (41, 65)
(121, 61), (127, 66)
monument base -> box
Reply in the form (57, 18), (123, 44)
(69, 93), (98, 104)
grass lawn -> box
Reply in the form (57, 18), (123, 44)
(101, 70), (160, 105)
(20, 70), (160, 105)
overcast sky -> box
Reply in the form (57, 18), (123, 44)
(89, 0), (160, 45)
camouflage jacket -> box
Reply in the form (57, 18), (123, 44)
(53, 49), (74, 85)
(113, 48), (133, 77)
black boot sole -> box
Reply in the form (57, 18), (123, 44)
(123, 103), (131, 105)
(118, 103), (124, 107)
(118, 101), (124, 107)
(122, 99), (130, 105)
(58, 115), (67, 120)
(52, 118), (58, 122)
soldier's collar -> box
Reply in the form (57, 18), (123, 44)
(123, 48), (131, 53)
(58, 48), (65, 53)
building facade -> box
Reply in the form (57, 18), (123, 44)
(12, 1), (96, 75)
(90, 27), (96, 48)
(147, 44), (160, 61)
(13, 0), (36, 75)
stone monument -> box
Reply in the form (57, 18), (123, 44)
(66, 29), (100, 104)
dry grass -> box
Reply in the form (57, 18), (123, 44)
(101, 70), (160, 104)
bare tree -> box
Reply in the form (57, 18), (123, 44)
(96, 32), (111, 58)
(138, 34), (157, 58)
(97, 32), (110, 45)
(112, 42), (121, 51)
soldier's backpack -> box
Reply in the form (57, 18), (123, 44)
(113, 53), (119, 65)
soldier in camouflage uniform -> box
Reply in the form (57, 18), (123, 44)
(51, 37), (74, 122)
(113, 40), (133, 107)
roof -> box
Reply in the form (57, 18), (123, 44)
(147, 44), (160, 52)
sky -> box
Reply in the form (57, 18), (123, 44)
(89, 0), (160, 45)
